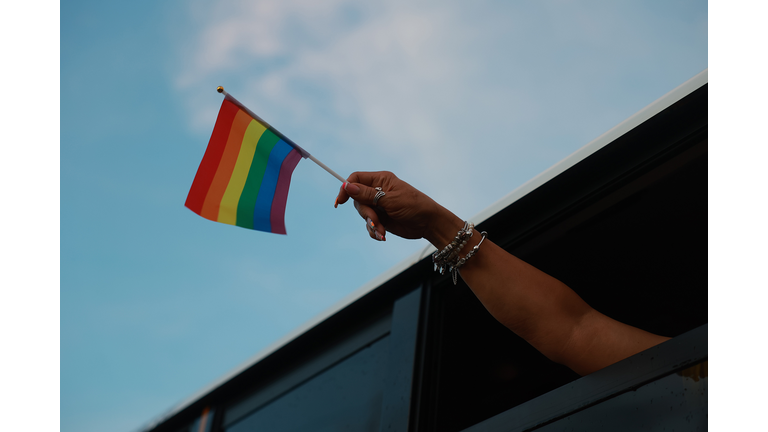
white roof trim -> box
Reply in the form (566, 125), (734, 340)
(470, 68), (708, 227)
(139, 68), (708, 432)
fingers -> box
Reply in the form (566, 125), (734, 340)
(346, 181), (379, 207)
(334, 183), (346, 208)
(334, 182), (357, 208)
(334, 171), (396, 208)
(365, 217), (386, 241)
(347, 171), (395, 187)
(355, 200), (386, 241)
(334, 171), (395, 242)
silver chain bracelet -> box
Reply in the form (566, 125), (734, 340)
(451, 231), (488, 285)
(432, 221), (473, 274)
(432, 222), (488, 285)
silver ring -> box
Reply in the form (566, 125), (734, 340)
(373, 187), (386, 206)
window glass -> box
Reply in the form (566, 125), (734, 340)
(226, 335), (389, 432)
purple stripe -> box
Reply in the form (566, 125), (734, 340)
(269, 149), (302, 234)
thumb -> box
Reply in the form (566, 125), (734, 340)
(343, 181), (380, 207)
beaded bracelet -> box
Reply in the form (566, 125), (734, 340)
(432, 222), (473, 275)
(439, 223), (473, 270)
(431, 223), (489, 284)
(451, 231), (488, 285)
(432, 222), (470, 269)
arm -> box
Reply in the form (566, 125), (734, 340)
(429, 209), (669, 375)
(336, 171), (669, 375)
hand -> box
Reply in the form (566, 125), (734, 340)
(334, 171), (463, 247)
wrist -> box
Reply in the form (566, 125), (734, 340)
(424, 205), (465, 249)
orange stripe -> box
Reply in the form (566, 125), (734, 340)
(200, 110), (253, 220)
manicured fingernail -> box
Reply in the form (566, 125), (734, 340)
(334, 197), (339, 208)
(374, 230), (383, 241)
(381, 234), (386, 241)
(367, 217), (375, 228)
(343, 182), (360, 194)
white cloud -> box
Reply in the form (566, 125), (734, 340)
(172, 0), (492, 204)
(171, 0), (708, 217)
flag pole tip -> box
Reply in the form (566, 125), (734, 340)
(216, 86), (224, 93)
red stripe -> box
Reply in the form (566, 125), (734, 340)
(185, 100), (240, 214)
(269, 149), (302, 234)
(199, 109), (252, 221)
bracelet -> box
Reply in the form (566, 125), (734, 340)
(451, 231), (488, 285)
(432, 221), (471, 270)
(431, 222), (488, 285)
(432, 222), (473, 275)
(441, 223), (473, 269)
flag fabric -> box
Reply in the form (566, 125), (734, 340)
(185, 96), (305, 234)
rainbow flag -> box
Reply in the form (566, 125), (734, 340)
(185, 94), (307, 234)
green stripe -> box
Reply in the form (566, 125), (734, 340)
(236, 129), (280, 229)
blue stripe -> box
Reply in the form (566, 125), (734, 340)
(252, 140), (294, 232)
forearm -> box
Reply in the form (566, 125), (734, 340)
(425, 209), (668, 375)
(452, 237), (594, 366)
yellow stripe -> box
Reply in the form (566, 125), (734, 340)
(218, 120), (267, 224)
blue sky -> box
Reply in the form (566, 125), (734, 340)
(55, 1), (711, 431)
